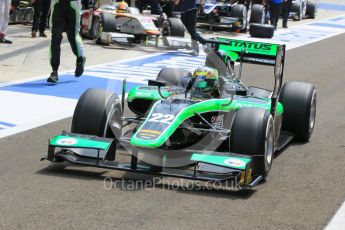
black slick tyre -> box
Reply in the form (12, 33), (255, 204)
(306, 1), (317, 19)
(71, 88), (122, 139)
(279, 82), (316, 142)
(250, 4), (265, 24)
(230, 108), (275, 178)
(231, 4), (248, 32)
(162, 18), (185, 37)
(249, 23), (274, 38)
(92, 12), (116, 44)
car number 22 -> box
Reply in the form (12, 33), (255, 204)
(148, 113), (175, 124)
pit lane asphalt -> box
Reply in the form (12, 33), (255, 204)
(1, 26), (345, 230)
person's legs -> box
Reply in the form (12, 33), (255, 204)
(269, 2), (280, 29)
(66, 0), (85, 77)
(275, 3), (283, 28)
(269, 3), (275, 27)
(181, 9), (204, 56)
(39, 0), (51, 35)
(0, 1), (5, 38)
(282, 0), (291, 28)
(50, 0), (65, 73)
(148, 0), (162, 15)
(0, 0), (11, 43)
(32, 0), (42, 36)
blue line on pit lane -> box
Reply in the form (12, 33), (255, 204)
(309, 22), (345, 29)
(0, 75), (141, 100)
(0, 121), (16, 127)
(319, 3), (345, 12)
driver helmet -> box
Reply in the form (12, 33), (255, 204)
(115, 1), (129, 13)
(191, 67), (219, 98)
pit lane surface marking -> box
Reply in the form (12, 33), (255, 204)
(1, 13), (345, 140)
(325, 201), (345, 229)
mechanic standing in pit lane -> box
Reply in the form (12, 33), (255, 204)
(173, 0), (205, 56)
(31, 0), (51, 38)
(269, 0), (283, 30)
(282, 0), (292, 28)
(136, 0), (163, 15)
(0, 0), (12, 44)
(47, 0), (86, 83)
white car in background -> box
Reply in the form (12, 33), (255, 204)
(290, 0), (318, 21)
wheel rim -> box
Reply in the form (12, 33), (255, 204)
(265, 117), (274, 171)
(92, 19), (100, 40)
(302, 1), (307, 18)
(261, 9), (265, 24)
(309, 90), (316, 135)
(162, 21), (170, 36)
(108, 104), (122, 139)
(242, 8), (247, 30)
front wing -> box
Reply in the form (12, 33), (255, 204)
(43, 133), (264, 190)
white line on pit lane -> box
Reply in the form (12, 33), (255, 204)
(324, 201), (345, 230)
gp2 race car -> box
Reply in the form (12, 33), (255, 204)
(80, 0), (185, 45)
(290, 0), (317, 21)
(9, 0), (33, 24)
(43, 38), (316, 190)
(197, 0), (266, 32)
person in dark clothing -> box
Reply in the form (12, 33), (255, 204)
(31, 0), (51, 37)
(174, 0), (205, 56)
(47, 0), (86, 83)
(136, 0), (163, 15)
(269, 0), (283, 29)
(282, 0), (292, 28)
(0, 0), (12, 44)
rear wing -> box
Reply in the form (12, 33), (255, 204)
(205, 38), (285, 66)
(205, 38), (286, 115)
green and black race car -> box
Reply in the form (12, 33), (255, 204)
(43, 38), (316, 190)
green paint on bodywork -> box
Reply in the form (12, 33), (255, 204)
(130, 97), (284, 148)
(50, 135), (111, 150)
(191, 153), (251, 170)
(217, 38), (279, 58)
(127, 86), (171, 102)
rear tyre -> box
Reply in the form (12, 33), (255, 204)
(249, 23), (274, 38)
(291, 1), (303, 21)
(156, 67), (192, 86)
(230, 108), (274, 178)
(231, 4), (248, 32)
(279, 82), (316, 142)
(162, 18), (185, 37)
(306, 1), (317, 19)
(250, 4), (265, 24)
(71, 88), (122, 139)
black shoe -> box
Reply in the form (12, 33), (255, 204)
(0, 38), (12, 44)
(283, 23), (288, 28)
(75, 56), (86, 77)
(39, 32), (47, 37)
(47, 71), (59, 83)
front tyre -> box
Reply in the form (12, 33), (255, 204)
(231, 4), (248, 32)
(230, 108), (274, 178)
(279, 82), (316, 142)
(71, 88), (122, 139)
(162, 18), (185, 37)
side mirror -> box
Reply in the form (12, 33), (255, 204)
(148, 80), (167, 87)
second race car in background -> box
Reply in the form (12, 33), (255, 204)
(196, 0), (266, 32)
(290, 0), (317, 21)
(80, 0), (185, 45)
(9, 0), (33, 24)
